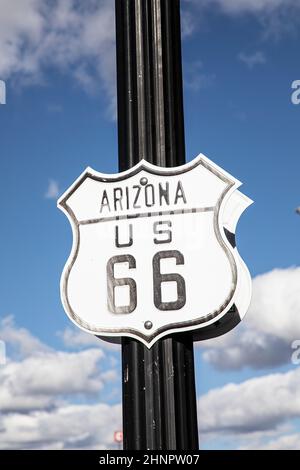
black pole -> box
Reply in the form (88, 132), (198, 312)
(115, 0), (199, 450)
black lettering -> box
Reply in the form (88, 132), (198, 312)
(133, 185), (141, 209)
(115, 224), (133, 248)
(100, 190), (110, 213)
(125, 186), (129, 210)
(145, 184), (155, 207)
(174, 181), (187, 204)
(153, 221), (172, 244)
(159, 182), (170, 206)
(114, 188), (123, 211)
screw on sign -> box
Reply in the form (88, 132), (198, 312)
(58, 154), (252, 347)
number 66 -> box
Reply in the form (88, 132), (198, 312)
(107, 250), (186, 314)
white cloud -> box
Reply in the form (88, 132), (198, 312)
(45, 180), (60, 200)
(0, 0), (116, 116)
(0, 0), (298, 116)
(2, 316), (300, 449)
(185, 0), (300, 38)
(181, 9), (198, 38)
(201, 327), (289, 371)
(0, 317), (121, 449)
(184, 60), (215, 92)
(0, 403), (121, 450)
(59, 327), (120, 352)
(0, 348), (109, 413)
(187, 0), (297, 15)
(247, 268), (300, 342)
(60, 327), (101, 348)
(200, 267), (300, 370)
(0, 0), (44, 76)
(238, 51), (266, 69)
(0, 315), (50, 358)
(251, 433), (300, 450)
(202, 0), (289, 15)
(199, 367), (300, 436)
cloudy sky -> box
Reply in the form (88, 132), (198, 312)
(0, 0), (300, 450)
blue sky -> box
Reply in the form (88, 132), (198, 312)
(1, 0), (300, 450)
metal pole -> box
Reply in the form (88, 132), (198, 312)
(115, 0), (199, 450)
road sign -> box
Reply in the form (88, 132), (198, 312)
(58, 153), (252, 348)
(114, 431), (123, 443)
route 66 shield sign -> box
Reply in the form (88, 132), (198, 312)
(58, 154), (252, 348)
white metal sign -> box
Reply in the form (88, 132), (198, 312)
(58, 154), (252, 347)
